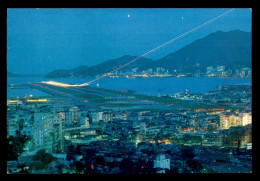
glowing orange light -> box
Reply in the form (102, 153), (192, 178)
(9, 100), (19, 103)
(26, 99), (48, 102)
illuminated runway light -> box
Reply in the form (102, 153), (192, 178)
(26, 99), (48, 102)
(41, 81), (86, 87)
(9, 100), (19, 103)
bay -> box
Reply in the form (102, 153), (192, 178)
(7, 76), (252, 99)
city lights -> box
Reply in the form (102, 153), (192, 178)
(7, 8), (252, 174)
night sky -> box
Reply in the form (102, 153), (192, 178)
(7, 8), (252, 74)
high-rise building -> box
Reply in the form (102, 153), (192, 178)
(90, 112), (103, 123)
(31, 112), (64, 153)
(219, 113), (252, 130)
(64, 107), (79, 126)
(7, 109), (64, 154)
(240, 113), (252, 126)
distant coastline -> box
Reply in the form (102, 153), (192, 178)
(43, 30), (251, 79)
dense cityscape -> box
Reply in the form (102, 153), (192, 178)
(6, 8), (252, 175)
(7, 82), (252, 174)
(105, 65), (252, 79)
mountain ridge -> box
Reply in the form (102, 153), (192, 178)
(45, 55), (154, 78)
(138, 29), (251, 72)
(45, 30), (251, 78)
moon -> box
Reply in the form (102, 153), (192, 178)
(128, 14), (130, 18)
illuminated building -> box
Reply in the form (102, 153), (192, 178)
(90, 112), (103, 123)
(217, 65), (225, 72)
(240, 113), (252, 126)
(64, 107), (79, 126)
(102, 112), (113, 122)
(7, 108), (64, 154)
(219, 113), (252, 130)
(30, 112), (64, 153)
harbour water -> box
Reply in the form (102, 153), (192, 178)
(7, 76), (252, 99)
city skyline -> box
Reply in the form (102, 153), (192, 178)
(6, 8), (253, 174)
(7, 8), (251, 74)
